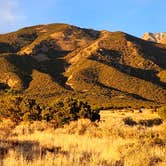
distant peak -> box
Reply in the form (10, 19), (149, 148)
(142, 32), (166, 44)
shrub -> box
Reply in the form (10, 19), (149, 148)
(0, 96), (100, 127)
(123, 117), (137, 126)
(20, 98), (42, 121)
(157, 106), (166, 120)
(0, 96), (23, 122)
(138, 118), (162, 127)
(0, 96), (42, 122)
(42, 98), (100, 127)
(152, 137), (165, 146)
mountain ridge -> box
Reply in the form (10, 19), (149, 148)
(0, 23), (166, 107)
(142, 32), (166, 44)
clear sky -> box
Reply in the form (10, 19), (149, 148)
(0, 0), (165, 37)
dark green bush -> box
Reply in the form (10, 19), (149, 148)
(0, 96), (42, 122)
(20, 98), (42, 121)
(0, 96), (100, 126)
(0, 96), (23, 122)
(138, 118), (162, 127)
(42, 98), (100, 127)
(123, 117), (137, 126)
(123, 116), (163, 127)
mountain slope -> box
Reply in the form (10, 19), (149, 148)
(0, 24), (166, 107)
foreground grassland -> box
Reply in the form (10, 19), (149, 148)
(0, 109), (166, 166)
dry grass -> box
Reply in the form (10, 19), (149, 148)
(0, 109), (166, 166)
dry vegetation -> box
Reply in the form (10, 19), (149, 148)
(0, 23), (166, 107)
(0, 109), (166, 166)
(0, 23), (166, 166)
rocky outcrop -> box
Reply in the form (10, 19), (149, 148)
(0, 74), (23, 90)
(142, 32), (166, 44)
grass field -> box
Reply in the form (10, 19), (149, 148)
(0, 109), (166, 166)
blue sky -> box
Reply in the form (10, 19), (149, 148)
(0, 0), (165, 37)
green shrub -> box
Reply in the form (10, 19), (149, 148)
(123, 117), (137, 126)
(138, 118), (162, 127)
(123, 116), (163, 127)
(0, 96), (42, 122)
(0, 96), (100, 127)
(42, 98), (100, 127)
(20, 98), (42, 121)
(0, 96), (23, 122)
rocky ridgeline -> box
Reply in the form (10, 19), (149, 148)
(142, 32), (166, 44)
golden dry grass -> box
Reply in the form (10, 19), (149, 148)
(0, 109), (166, 166)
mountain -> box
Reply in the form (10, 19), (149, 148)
(142, 32), (166, 44)
(0, 23), (166, 107)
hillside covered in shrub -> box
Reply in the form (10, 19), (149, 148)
(0, 23), (166, 108)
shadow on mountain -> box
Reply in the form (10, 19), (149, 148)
(95, 81), (154, 102)
(125, 34), (166, 69)
(90, 49), (166, 89)
(0, 42), (16, 53)
(31, 39), (71, 58)
(79, 69), (154, 102)
(5, 52), (70, 90)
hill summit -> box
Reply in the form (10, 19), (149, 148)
(0, 23), (166, 107)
